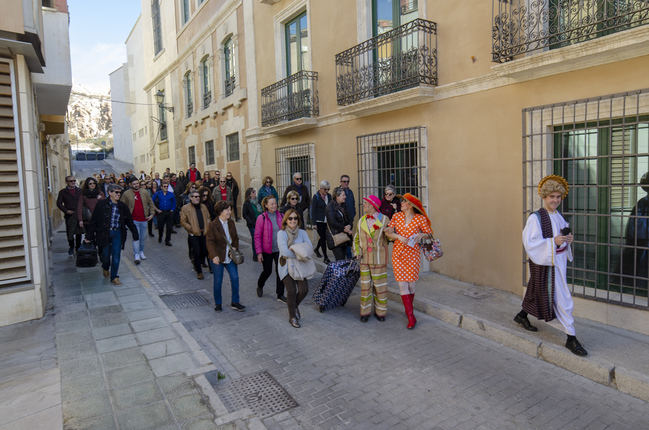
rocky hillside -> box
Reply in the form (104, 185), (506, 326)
(67, 87), (113, 148)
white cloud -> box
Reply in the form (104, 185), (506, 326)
(70, 42), (126, 94)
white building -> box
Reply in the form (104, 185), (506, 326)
(0, 0), (72, 326)
(109, 64), (133, 164)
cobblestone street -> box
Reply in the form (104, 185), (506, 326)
(119, 226), (649, 429)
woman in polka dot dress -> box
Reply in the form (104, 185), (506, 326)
(385, 193), (432, 329)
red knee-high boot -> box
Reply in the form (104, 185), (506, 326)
(409, 293), (417, 328)
(401, 294), (416, 329)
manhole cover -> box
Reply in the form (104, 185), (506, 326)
(212, 370), (297, 418)
(160, 292), (210, 310)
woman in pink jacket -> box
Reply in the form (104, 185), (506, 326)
(254, 196), (286, 302)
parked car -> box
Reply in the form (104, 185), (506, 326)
(75, 153), (86, 161)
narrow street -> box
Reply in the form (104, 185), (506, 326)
(115, 225), (649, 430)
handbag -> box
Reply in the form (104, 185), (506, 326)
(224, 225), (244, 265)
(327, 223), (350, 247)
(82, 206), (92, 222)
(420, 233), (443, 262)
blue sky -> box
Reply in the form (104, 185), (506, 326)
(68, 0), (141, 94)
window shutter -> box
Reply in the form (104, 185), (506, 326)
(0, 62), (27, 284)
(610, 126), (636, 211)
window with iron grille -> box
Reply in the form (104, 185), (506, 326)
(205, 140), (215, 165)
(184, 71), (193, 117)
(200, 56), (211, 109)
(157, 90), (167, 141)
(151, 0), (163, 55)
(275, 143), (315, 203)
(357, 127), (427, 212)
(181, 0), (190, 24)
(523, 88), (649, 309)
(226, 132), (239, 162)
(224, 37), (236, 97)
(188, 146), (196, 166)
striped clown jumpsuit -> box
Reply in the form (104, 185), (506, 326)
(353, 213), (390, 317)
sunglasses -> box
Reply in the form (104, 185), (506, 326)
(290, 197), (298, 200)
(341, 180), (349, 183)
(385, 192), (394, 196)
(111, 191), (121, 195)
(287, 216), (298, 221)
(190, 195), (200, 198)
(67, 179), (76, 183)
(295, 178), (302, 181)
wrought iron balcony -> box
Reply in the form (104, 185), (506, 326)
(492, 0), (649, 63)
(261, 71), (319, 127)
(335, 18), (437, 106)
(224, 76), (236, 97)
(203, 91), (211, 109)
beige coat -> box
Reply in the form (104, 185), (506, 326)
(353, 213), (390, 266)
(180, 203), (210, 236)
(120, 188), (156, 218)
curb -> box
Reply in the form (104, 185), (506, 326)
(386, 285), (649, 403)
(237, 225), (649, 403)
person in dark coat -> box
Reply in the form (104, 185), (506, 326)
(379, 185), (401, 219)
(87, 184), (139, 285)
(326, 187), (353, 261)
(57, 175), (82, 255)
(186, 163), (202, 183)
(310, 180), (331, 263)
(242, 187), (263, 260)
(621, 171), (649, 290)
(280, 172), (311, 221)
(225, 172), (241, 221)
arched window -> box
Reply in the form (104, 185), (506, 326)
(223, 37), (236, 97)
(184, 71), (193, 117)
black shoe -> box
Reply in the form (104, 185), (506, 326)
(68, 247), (74, 256)
(257, 287), (263, 297)
(314, 248), (322, 258)
(374, 313), (385, 322)
(565, 337), (588, 356)
(231, 303), (246, 312)
(214, 304), (222, 312)
(514, 314), (538, 332)
(360, 315), (369, 323)
(323, 257), (331, 264)
(165, 242), (172, 246)
(289, 317), (301, 328)
(277, 295), (287, 303)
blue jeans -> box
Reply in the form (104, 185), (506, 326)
(211, 261), (240, 305)
(102, 230), (122, 280)
(132, 221), (148, 255)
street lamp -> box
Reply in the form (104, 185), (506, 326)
(155, 90), (174, 114)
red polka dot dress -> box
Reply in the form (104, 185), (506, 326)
(389, 212), (433, 282)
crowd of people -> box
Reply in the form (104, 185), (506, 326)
(57, 166), (588, 355)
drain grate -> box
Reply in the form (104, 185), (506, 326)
(160, 292), (210, 310)
(212, 370), (297, 418)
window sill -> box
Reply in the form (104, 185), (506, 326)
(153, 48), (166, 62)
(338, 85), (435, 119)
(492, 25), (649, 82)
(215, 86), (247, 114)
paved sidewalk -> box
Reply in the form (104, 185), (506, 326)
(48, 234), (264, 429)
(236, 220), (649, 403)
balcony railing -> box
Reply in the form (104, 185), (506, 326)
(492, 0), (649, 63)
(186, 100), (193, 117)
(335, 18), (437, 106)
(261, 71), (319, 127)
(224, 76), (236, 97)
(203, 91), (211, 109)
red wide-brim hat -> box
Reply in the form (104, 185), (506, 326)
(402, 193), (431, 226)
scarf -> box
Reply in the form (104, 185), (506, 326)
(193, 203), (204, 231)
(284, 226), (300, 248)
(83, 187), (100, 198)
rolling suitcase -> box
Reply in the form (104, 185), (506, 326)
(76, 241), (98, 267)
(312, 258), (360, 312)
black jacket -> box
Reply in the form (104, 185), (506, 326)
(310, 191), (330, 223)
(281, 183), (311, 213)
(325, 201), (351, 249)
(88, 199), (139, 249)
(242, 200), (259, 228)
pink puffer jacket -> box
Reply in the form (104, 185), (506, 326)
(254, 211), (283, 254)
